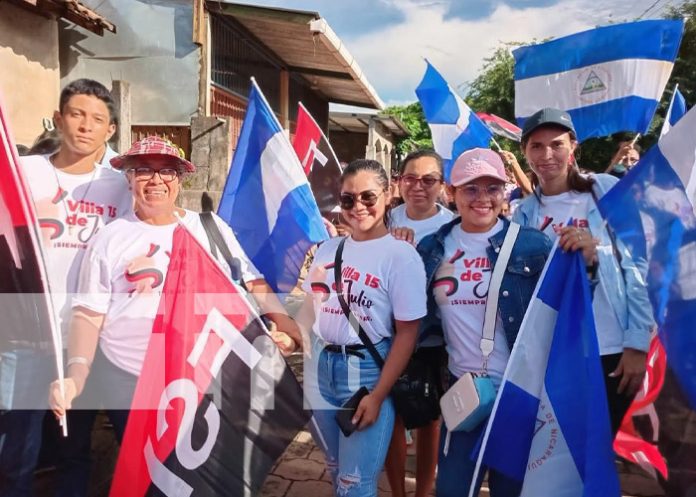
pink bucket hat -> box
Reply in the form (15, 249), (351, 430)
(110, 136), (195, 172)
(450, 148), (508, 186)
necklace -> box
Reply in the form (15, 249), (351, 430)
(49, 155), (98, 236)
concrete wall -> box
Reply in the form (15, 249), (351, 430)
(178, 116), (233, 212)
(0, 2), (60, 146)
(366, 120), (396, 174)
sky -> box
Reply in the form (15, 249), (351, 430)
(233, 0), (681, 108)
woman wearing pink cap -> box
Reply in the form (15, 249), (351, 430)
(48, 136), (300, 495)
(417, 148), (551, 497)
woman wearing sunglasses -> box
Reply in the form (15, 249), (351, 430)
(48, 137), (299, 494)
(386, 150), (454, 497)
(297, 159), (427, 497)
(417, 148), (551, 497)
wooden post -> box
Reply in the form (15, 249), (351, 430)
(110, 80), (131, 153)
(280, 69), (289, 130)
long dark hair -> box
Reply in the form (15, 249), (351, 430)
(521, 126), (594, 201)
(340, 159), (392, 228)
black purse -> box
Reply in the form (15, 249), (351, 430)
(333, 237), (440, 430)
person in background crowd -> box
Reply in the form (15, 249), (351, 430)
(1, 78), (132, 497)
(418, 148), (551, 497)
(605, 141), (641, 179)
(509, 108), (654, 436)
(386, 150), (453, 497)
(390, 168), (403, 208)
(297, 159), (426, 497)
(48, 136), (300, 496)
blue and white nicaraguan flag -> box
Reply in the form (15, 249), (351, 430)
(471, 246), (620, 497)
(217, 79), (328, 294)
(415, 61), (492, 181)
(660, 84), (687, 137)
(513, 19), (684, 141)
(599, 103), (696, 408)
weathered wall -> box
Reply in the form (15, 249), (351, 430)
(178, 116), (232, 212)
(0, 2), (59, 146)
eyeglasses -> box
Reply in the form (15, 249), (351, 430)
(456, 184), (505, 200)
(339, 190), (384, 210)
(127, 167), (180, 182)
(400, 174), (443, 188)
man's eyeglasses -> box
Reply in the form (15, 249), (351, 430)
(339, 190), (384, 210)
(456, 184), (505, 200)
(399, 174), (443, 188)
(128, 167), (180, 182)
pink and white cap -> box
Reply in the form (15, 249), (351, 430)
(449, 148), (508, 186)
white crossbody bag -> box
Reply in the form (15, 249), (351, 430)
(440, 222), (520, 455)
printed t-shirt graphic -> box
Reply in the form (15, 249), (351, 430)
(73, 210), (261, 376)
(302, 234), (427, 346)
(19, 154), (132, 334)
(433, 220), (510, 383)
(536, 190), (623, 354)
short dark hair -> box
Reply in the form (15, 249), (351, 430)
(59, 79), (117, 125)
(399, 149), (444, 175)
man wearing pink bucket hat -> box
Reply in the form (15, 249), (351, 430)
(416, 148), (552, 497)
(49, 136), (302, 495)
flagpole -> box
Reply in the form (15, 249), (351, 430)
(491, 137), (503, 152)
(630, 133), (641, 147)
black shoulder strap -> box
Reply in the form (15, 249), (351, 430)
(199, 212), (243, 286)
(333, 237), (385, 369)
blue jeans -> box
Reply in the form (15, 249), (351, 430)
(0, 348), (54, 497)
(306, 338), (395, 497)
(436, 375), (521, 497)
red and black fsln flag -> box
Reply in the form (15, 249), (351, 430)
(110, 225), (310, 497)
(292, 102), (343, 217)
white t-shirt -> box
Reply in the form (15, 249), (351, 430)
(302, 234), (427, 345)
(390, 203), (455, 244)
(99, 144), (120, 171)
(434, 220), (510, 382)
(536, 191), (623, 355)
(72, 210), (262, 376)
(19, 154), (132, 335)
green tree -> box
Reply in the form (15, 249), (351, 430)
(383, 102), (432, 161)
(386, 5), (696, 172)
(465, 44), (516, 121)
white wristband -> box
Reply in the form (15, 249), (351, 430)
(67, 356), (91, 369)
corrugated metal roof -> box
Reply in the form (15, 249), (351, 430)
(207, 1), (384, 110)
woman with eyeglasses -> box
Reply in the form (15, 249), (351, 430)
(417, 148), (551, 497)
(385, 150), (454, 497)
(48, 137), (300, 494)
(509, 108), (653, 436)
(297, 159), (427, 497)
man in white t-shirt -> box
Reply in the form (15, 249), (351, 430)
(0, 78), (131, 496)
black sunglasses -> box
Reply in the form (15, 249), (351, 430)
(339, 190), (384, 210)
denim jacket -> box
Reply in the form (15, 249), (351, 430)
(417, 217), (552, 351)
(512, 173), (654, 352)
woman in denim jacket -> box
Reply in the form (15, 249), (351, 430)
(506, 108), (654, 436)
(417, 149), (551, 497)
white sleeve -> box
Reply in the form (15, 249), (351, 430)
(388, 244), (427, 321)
(211, 213), (262, 283)
(71, 241), (112, 314)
